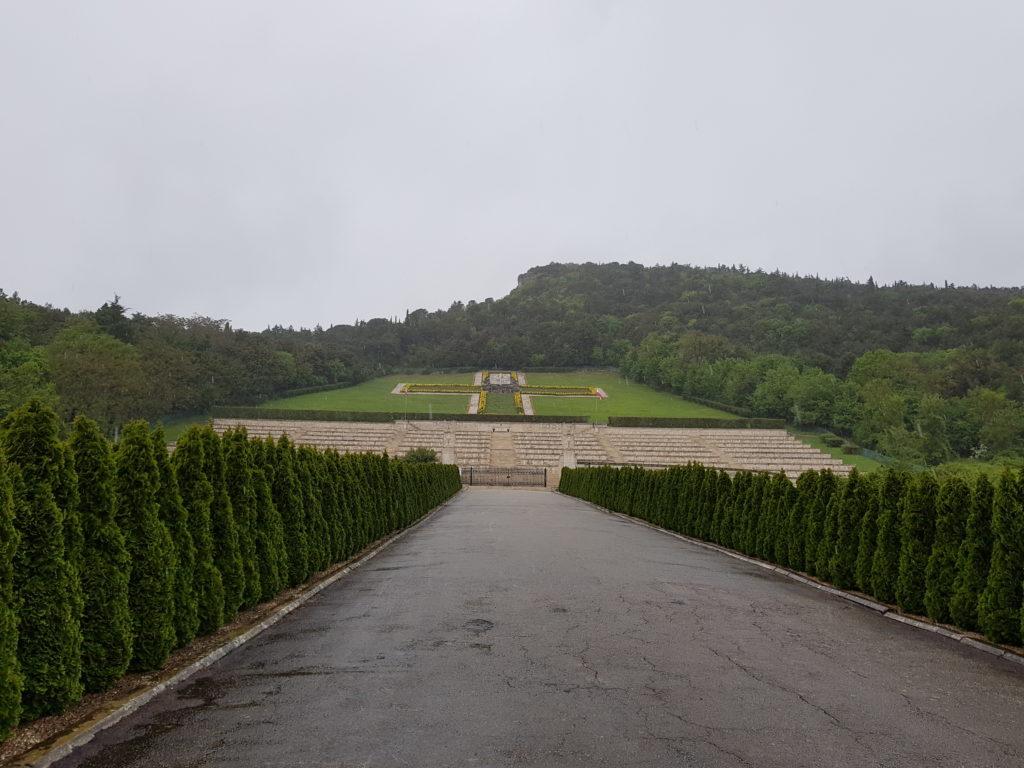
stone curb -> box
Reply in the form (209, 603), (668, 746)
(560, 492), (1024, 670)
(19, 491), (463, 768)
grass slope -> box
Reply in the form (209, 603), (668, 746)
(786, 428), (882, 473)
(482, 393), (519, 416)
(526, 371), (737, 423)
(260, 373), (472, 415)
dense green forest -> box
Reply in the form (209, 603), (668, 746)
(2, 262), (1023, 464)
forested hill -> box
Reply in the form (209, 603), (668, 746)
(508, 263), (1023, 373)
(2, 262), (1023, 464)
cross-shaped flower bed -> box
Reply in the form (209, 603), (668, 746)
(395, 372), (607, 415)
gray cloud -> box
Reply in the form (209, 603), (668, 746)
(2, 1), (1023, 329)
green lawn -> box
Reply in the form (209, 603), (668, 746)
(483, 392), (519, 415)
(158, 414), (209, 442)
(257, 370), (735, 423)
(260, 373), (473, 415)
(525, 371), (737, 423)
(787, 428), (884, 473)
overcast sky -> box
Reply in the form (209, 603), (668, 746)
(2, 2), (1023, 330)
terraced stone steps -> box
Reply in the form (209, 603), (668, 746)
(211, 419), (850, 477)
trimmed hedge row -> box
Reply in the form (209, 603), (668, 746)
(0, 400), (461, 741)
(210, 406), (588, 424)
(606, 416), (786, 429)
(559, 464), (1024, 648)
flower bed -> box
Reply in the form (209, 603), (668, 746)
(513, 392), (524, 414)
(405, 383), (480, 394)
(477, 391), (488, 414)
(521, 385), (598, 396)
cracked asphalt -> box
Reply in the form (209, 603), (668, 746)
(56, 488), (1024, 768)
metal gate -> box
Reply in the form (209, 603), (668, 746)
(461, 466), (547, 487)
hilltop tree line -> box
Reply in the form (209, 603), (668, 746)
(0, 400), (460, 741)
(3, 261), (1023, 461)
(559, 464), (1024, 648)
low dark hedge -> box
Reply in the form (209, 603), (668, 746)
(211, 406), (587, 424)
(823, 435), (845, 447)
(606, 416), (786, 429)
(842, 443), (863, 455)
(272, 382), (356, 398)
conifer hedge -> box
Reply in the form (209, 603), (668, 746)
(559, 463), (1023, 652)
(115, 421), (176, 672)
(0, 459), (21, 740)
(0, 402), (460, 742)
(1, 401), (82, 720)
(70, 417), (132, 692)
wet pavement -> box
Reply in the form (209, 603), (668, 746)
(56, 487), (1024, 767)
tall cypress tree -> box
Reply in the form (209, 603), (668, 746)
(978, 470), (1024, 645)
(297, 447), (328, 572)
(924, 476), (970, 624)
(1, 400), (83, 718)
(949, 474), (995, 631)
(854, 475), (880, 594)
(694, 469), (716, 541)
(741, 473), (767, 556)
(70, 416), (132, 692)
(870, 468), (908, 603)
(830, 469), (867, 589)
(804, 471), (837, 578)
(151, 426), (199, 647)
(787, 471), (819, 572)
(342, 454), (369, 555)
(54, 443), (84, 647)
(727, 472), (751, 551)
(223, 429), (261, 609)
(116, 421), (176, 671)
(754, 472), (782, 561)
(172, 427), (224, 635)
(771, 473), (796, 565)
(0, 459), (22, 740)
(252, 439), (287, 600)
(321, 452), (344, 563)
(815, 476), (845, 578)
(896, 473), (939, 615)
(273, 435), (308, 586)
(709, 472), (733, 547)
(201, 428), (244, 621)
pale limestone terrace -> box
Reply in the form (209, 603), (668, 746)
(212, 418), (851, 479)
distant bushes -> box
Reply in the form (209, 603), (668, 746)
(559, 464), (1024, 649)
(0, 400), (460, 742)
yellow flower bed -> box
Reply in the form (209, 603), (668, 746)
(406, 383), (478, 394)
(513, 391), (524, 414)
(510, 372), (518, 384)
(521, 385), (597, 396)
(477, 390), (488, 414)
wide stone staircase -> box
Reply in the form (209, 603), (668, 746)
(212, 418), (850, 477)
